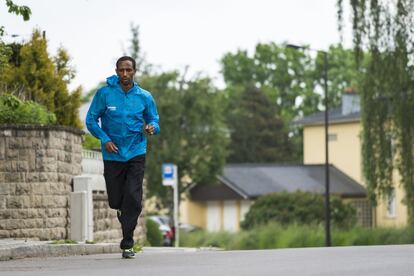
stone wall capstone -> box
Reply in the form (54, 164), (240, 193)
(0, 125), (83, 240)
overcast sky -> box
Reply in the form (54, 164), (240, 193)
(2, 0), (352, 92)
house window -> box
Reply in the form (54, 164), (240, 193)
(328, 133), (337, 141)
(386, 189), (396, 218)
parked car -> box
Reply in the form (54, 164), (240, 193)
(148, 215), (174, 246)
(178, 222), (201, 232)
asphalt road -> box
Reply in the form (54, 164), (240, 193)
(1, 245), (414, 276)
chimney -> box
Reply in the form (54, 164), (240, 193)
(342, 87), (360, 115)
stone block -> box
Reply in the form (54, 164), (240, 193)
(15, 183), (32, 195)
(0, 130), (12, 137)
(4, 172), (25, 182)
(31, 195), (45, 208)
(57, 150), (65, 162)
(0, 229), (10, 238)
(0, 140), (5, 160)
(45, 227), (67, 240)
(42, 195), (68, 208)
(7, 195), (31, 208)
(39, 172), (58, 182)
(17, 161), (29, 172)
(6, 149), (18, 160)
(46, 149), (57, 158)
(0, 183), (10, 194)
(45, 217), (66, 228)
(0, 209), (12, 219)
(8, 139), (21, 150)
(27, 208), (45, 218)
(31, 182), (50, 195)
(0, 195), (6, 208)
(46, 207), (67, 218)
(35, 149), (46, 158)
(26, 172), (40, 182)
(28, 155), (36, 172)
(12, 209), (29, 219)
(7, 219), (24, 230)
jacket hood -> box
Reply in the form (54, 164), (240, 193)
(106, 75), (119, 87)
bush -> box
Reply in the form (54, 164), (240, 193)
(241, 191), (356, 230)
(146, 218), (163, 246)
(82, 133), (101, 150)
(0, 94), (56, 124)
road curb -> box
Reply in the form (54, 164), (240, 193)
(0, 242), (119, 261)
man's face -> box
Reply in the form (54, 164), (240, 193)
(116, 60), (136, 87)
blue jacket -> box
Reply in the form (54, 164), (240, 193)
(86, 75), (160, 162)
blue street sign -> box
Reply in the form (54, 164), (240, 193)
(162, 163), (177, 186)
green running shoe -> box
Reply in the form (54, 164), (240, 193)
(122, 248), (135, 259)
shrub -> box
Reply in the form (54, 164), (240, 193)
(146, 218), (163, 246)
(82, 133), (101, 150)
(181, 224), (414, 250)
(241, 191), (356, 229)
(0, 94), (56, 124)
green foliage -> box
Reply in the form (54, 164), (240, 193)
(4, 0), (31, 20)
(339, 0), (414, 221)
(226, 85), (292, 162)
(221, 42), (357, 121)
(241, 192), (356, 230)
(140, 72), (228, 204)
(146, 218), (163, 246)
(50, 239), (78, 244)
(221, 42), (358, 162)
(181, 223), (414, 250)
(0, 0), (31, 36)
(0, 94), (56, 124)
(0, 0), (31, 73)
(82, 133), (101, 150)
(0, 30), (82, 128)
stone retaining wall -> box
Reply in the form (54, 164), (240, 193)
(0, 125), (83, 240)
(93, 192), (146, 244)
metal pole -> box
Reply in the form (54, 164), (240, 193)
(173, 165), (179, 247)
(323, 52), (331, 247)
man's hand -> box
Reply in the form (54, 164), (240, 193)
(144, 124), (155, 135)
(105, 141), (118, 153)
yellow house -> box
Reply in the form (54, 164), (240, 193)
(296, 90), (407, 227)
(180, 164), (367, 231)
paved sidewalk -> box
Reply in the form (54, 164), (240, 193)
(0, 239), (204, 261)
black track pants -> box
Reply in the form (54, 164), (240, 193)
(103, 154), (145, 249)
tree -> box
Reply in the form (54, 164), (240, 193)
(226, 85), (291, 162)
(140, 72), (228, 202)
(220, 42), (359, 162)
(241, 192), (356, 229)
(0, 30), (82, 128)
(338, 0), (414, 222)
(0, 0), (31, 72)
(221, 42), (359, 121)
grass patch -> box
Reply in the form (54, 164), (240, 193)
(180, 223), (414, 250)
(50, 239), (78, 245)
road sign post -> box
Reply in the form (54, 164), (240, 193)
(162, 164), (179, 247)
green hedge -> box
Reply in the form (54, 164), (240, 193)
(180, 224), (414, 250)
(146, 218), (163, 246)
(241, 191), (356, 229)
(0, 94), (56, 124)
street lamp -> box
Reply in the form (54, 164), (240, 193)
(287, 44), (331, 247)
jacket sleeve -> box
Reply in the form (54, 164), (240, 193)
(143, 94), (160, 135)
(85, 89), (111, 145)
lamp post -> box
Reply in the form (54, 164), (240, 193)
(287, 44), (331, 247)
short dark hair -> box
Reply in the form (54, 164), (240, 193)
(116, 56), (136, 70)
